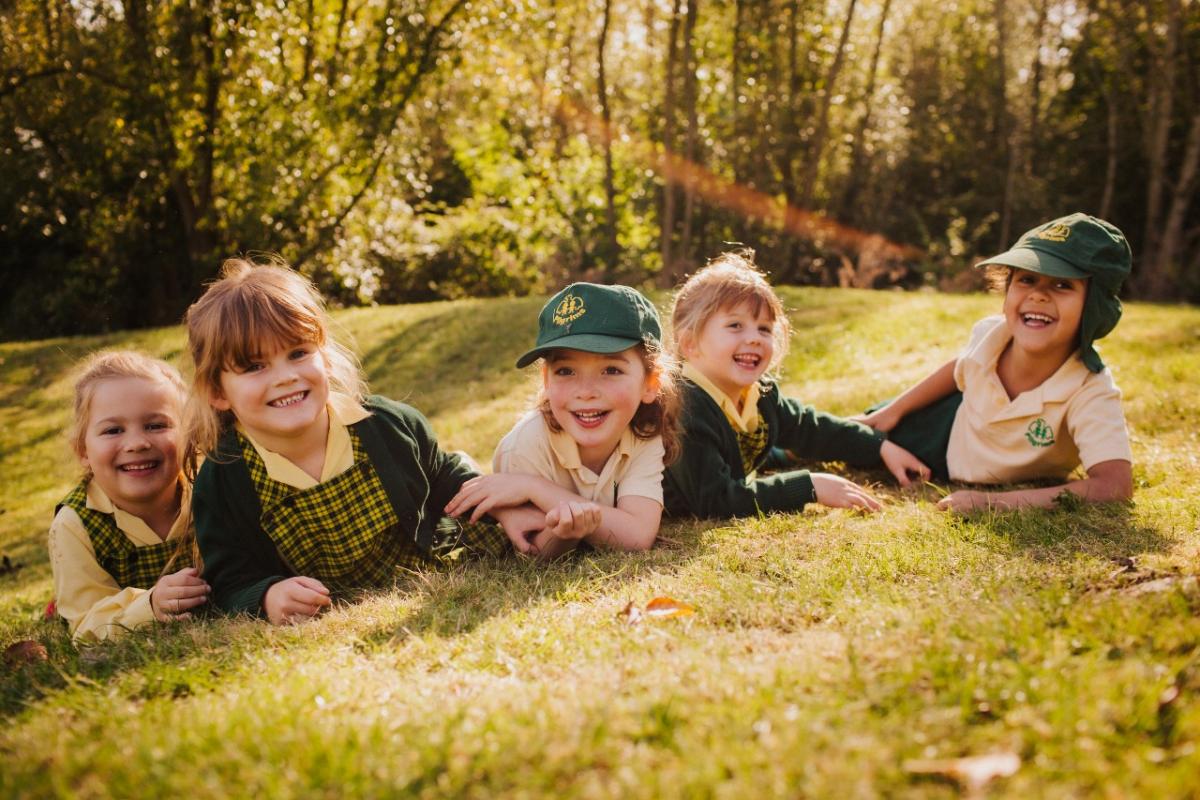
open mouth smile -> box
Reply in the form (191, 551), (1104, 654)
(119, 460), (160, 473)
(1020, 312), (1056, 328)
(733, 353), (762, 369)
(269, 391), (308, 408)
(570, 409), (611, 429)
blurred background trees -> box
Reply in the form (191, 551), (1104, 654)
(2, 0), (1197, 339)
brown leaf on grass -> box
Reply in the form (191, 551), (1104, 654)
(617, 597), (696, 625)
(3, 639), (48, 667)
(644, 597), (696, 619)
(904, 752), (1020, 796)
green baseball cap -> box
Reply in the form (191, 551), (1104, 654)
(977, 213), (1132, 373)
(515, 283), (662, 368)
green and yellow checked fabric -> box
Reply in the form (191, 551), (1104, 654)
(736, 421), (770, 476)
(239, 430), (507, 588)
(58, 481), (189, 589)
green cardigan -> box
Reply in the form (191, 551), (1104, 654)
(193, 395), (478, 615)
(663, 378), (886, 518)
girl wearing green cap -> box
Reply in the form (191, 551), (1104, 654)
(445, 282), (680, 557)
(857, 213), (1134, 512)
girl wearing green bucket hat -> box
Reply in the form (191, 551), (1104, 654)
(857, 213), (1134, 512)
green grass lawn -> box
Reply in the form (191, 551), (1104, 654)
(1, 287), (1198, 798)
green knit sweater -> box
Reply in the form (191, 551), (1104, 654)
(193, 395), (481, 615)
(663, 378), (886, 518)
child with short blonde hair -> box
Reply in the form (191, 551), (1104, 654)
(664, 252), (928, 518)
(447, 283), (680, 556)
(49, 351), (207, 642)
(187, 257), (540, 624)
(858, 213), (1133, 512)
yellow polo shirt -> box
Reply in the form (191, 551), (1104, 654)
(48, 480), (192, 642)
(239, 392), (370, 489)
(492, 411), (665, 506)
(946, 316), (1132, 484)
(682, 363), (761, 433)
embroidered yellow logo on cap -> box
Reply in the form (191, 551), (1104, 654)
(1034, 223), (1071, 243)
(553, 293), (586, 326)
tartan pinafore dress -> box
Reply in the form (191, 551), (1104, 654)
(56, 481), (191, 588)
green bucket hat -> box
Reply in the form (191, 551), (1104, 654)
(976, 212), (1131, 373)
(515, 283), (663, 368)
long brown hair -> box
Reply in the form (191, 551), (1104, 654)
(183, 256), (366, 471)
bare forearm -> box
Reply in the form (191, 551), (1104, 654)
(585, 498), (661, 551)
(941, 460), (1133, 512)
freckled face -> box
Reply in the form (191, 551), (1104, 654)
(542, 347), (658, 470)
(80, 377), (182, 514)
(682, 302), (777, 401)
(211, 341), (331, 446)
(1003, 269), (1087, 359)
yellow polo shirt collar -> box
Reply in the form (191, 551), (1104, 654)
(964, 317), (1090, 422)
(238, 392), (370, 489)
(683, 363), (760, 433)
(547, 423), (638, 494)
(85, 479), (190, 545)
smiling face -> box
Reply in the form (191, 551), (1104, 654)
(681, 301), (777, 402)
(1003, 269), (1087, 362)
(79, 377), (183, 516)
(211, 341), (331, 449)
(542, 347), (659, 472)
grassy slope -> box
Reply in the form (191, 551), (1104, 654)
(0, 288), (1197, 798)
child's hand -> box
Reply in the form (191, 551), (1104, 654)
(489, 503), (547, 555)
(811, 473), (882, 512)
(937, 490), (1000, 514)
(150, 567), (210, 622)
(853, 405), (902, 433)
(445, 474), (535, 522)
(263, 576), (331, 625)
(879, 440), (930, 487)
(543, 500), (602, 541)
(527, 527), (581, 560)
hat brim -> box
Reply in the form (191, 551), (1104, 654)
(514, 334), (643, 368)
(975, 246), (1090, 280)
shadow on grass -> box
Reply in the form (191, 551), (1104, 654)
(358, 298), (543, 415)
(349, 519), (712, 648)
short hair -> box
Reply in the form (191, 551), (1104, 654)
(670, 250), (791, 371)
(69, 350), (187, 462)
(183, 255), (366, 463)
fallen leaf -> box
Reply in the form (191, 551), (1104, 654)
(3, 639), (48, 667)
(644, 597), (696, 619)
(904, 752), (1020, 796)
(44, 599), (57, 620)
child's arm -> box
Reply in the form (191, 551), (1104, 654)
(48, 508), (157, 641)
(856, 359), (958, 433)
(937, 459), (1133, 513)
(446, 473), (662, 551)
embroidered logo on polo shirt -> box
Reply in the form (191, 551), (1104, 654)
(1025, 418), (1055, 448)
(553, 293), (586, 326)
(1034, 223), (1071, 242)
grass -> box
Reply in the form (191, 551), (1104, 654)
(1, 287), (1198, 798)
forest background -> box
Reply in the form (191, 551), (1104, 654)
(2, 0), (1197, 342)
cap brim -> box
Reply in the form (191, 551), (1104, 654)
(975, 246), (1089, 280)
(515, 334), (643, 368)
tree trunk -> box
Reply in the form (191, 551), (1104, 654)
(1137, 0), (1180, 297)
(659, 0), (683, 282)
(597, 0), (619, 273)
(795, 0), (858, 212)
(678, 0), (700, 279)
(1157, 111), (1200, 286)
(1028, 0), (1048, 169)
(1099, 83), (1119, 220)
(838, 0), (891, 222)
(995, 0), (1017, 250)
